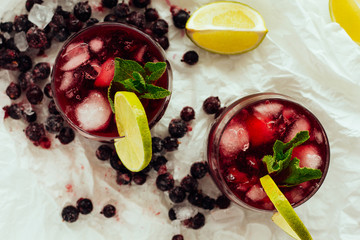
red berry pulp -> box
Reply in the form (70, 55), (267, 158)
(207, 93), (330, 211)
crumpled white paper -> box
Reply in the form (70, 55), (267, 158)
(1, 0), (360, 239)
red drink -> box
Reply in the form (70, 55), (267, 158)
(51, 23), (172, 141)
(207, 93), (330, 211)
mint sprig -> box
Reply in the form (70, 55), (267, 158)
(108, 58), (171, 112)
(262, 131), (322, 187)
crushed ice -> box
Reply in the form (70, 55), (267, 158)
(28, 4), (54, 29)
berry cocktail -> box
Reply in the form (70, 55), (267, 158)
(52, 23), (172, 141)
(207, 93), (330, 211)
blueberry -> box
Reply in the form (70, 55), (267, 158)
(18, 72), (34, 90)
(26, 27), (48, 49)
(180, 106), (195, 122)
(14, 15), (33, 32)
(48, 100), (60, 115)
(152, 137), (164, 153)
(61, 205), (79, 223)
(26, 84), (43, 104)
(104, 14), (119, 22)
(32, 62), (50, 80)
(155, 36), (169, 50)
(169, 186), (186, 203)
(201, 196), (216, 210)
(102, 0), (118, 8)
(55, 6), (71, 19)
(56, 127), (75, 144)
(145, 8), (159, 22)
(54, 27), (70, 42)
(172, 235), (184, 240)
(18, 54), (33, 72)
(131, 0), (150, 8)
(163, 136), (178, 151)
(0, 49), (20, 70)
(190, 162), (208, 179)
(180, 175), (198, 192)
(25, 0), (43, 12)
(45, 115), (64, 133)
(116, 171), (132, 185)
(74, 1), (92, 22)
(23, 109), (37, 122)
(50, 13), (66, 29)
(67, 14), (84, 32)
(6, 82), (21, 100)
(172, 10), (190, 29)
(126, 11), (145, 29)
(156, 173), (174, 191)
(0, 22), (14, 33)
(203, 96), (221, 114)
(186, 212), (205, 229)
(76, 198), (93, 215)
(181, 51), (199, 65)
(44, 83), (53, 98)
(187, 191), (203, 207)
(168, 119), (187, 138)
(96, 144), (113, 161)
(100, 204), (116, 218)
(7, 104), (23, 120)
(132, 172), (147, 185)
(114, 3), (130, 18)
(215, 195), (231, 209)
(152, 19), (168, 36)
(25, 122), (46, 142)
(5, 38), (19, 51)
(168, 208), (176, 221)
(110, 152), (128, 172)
(151, 155), (167, 171)
(86, 18), (99, 27)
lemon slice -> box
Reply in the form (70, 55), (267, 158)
(113, 91), (152, 172)
(260, 175), (313, 240)
(330, 0), (360, 44)
(185, 1), (268, 54)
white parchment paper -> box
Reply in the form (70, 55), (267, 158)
(1, 0), (360, 239)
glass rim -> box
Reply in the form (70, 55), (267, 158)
(51, 22), (173, 142)
(207, 92), (330, 212)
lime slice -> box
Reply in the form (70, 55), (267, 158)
(260, 175), (313, 240)
(330, 0), (360, 44)
(185, 1), (268, 55)
(113, 91), (152, 172)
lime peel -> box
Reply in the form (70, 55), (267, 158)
(260, 175), (313, 240)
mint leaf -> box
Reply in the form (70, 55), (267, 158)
(132, 72), (146, 91)
(140, 84), (171, 99)
(278, 158), (322, 187)
(113, 57), (145, 84)
(263, 131), (310, 174)
(122, 79), (141, 93)
(144, 62), (166, 83)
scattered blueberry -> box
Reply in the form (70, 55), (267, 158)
(180, 106), (195, 122)
(86, 18), (99, 27)
(5, 38), (19, 51)
(181, 51), (199, 65)
(169, 186), (186, 203)
(54, 27), (70, 42)
(145, 8), (159, 22)
(168, 208), (176, 221)
(215, 195), (231, 209)
(163, 136), (178, 151)
(48, 100), (60, 114)
(190, 162), (208, 179)
(110, 152), (128, 172)
(26, 27), (48, 49)
(156, 173), (174, 191)
(201, 196), (216, 210)
(26, 84), (43, 104)
(25, 122), (46, 141)
(188, 191), (203, 207)
(152, 137), (164, 153)
(18, 71), (34, 90)
(100, 204), (116, 218)
(96, 144), (113, 161)
(203, 96), (221, 114)
(0, 49), (20, 70)
(104, 14), (119, 22)
(126, 11), (145, 29)
(102, 0), (118, 9)
(7, 104), (23, 120)
(168, 119), (187, 138)
(151, 155), (167, 171)
(114, 2), (130, 18)
(76, 198), (93, 215)
(116, 171), (132, 185)
(32, 62), (50, 80)
(180, 175), (198, 193)
(67, 14), (84, 32)
(23, 109), (37, 122)
(0, 22), (14, 33)
(55, 6), (71, 19)
(14, 15), (33, 32)
(172, 9), (190, 29)
(152, 19), (168, 37)
(74, 1), (92, 22)
(61, 205), (79, 223)
(185, 212), (205, 229)
(45, 115), (64, 133)
(18, 54), (33, 72)
(172, 235), (184, 240)
(132, 172), (147, 185)
(131, 0), (150, 8)
(56, 127), (75, 144)
(44, 83), (53, 98)
(6, 82), (21, 100)
(155, 36), (169, 50)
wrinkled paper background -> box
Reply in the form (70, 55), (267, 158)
(1, 0), (360, 239)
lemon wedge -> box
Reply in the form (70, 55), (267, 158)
(113, 91), (152, 172)
(260, 175), (313, 240)
(185, 1), (268, 54)
(330, 0), (360, 44)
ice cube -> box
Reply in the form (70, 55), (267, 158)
(245, 184), (267, 202)
(14, 32), (29, 52)
(292, 145), (322, 169)
(28, 4), (54, 29)
(75, 91), (112, 132)
(284, 187), (304, 204)
(219, 122), (249, 158)
(282, 107), (298, 124)
(59, 71), (74, 91)
(133, 45), (147, 63)
(61, 43), (90, 71)
(57, 0), (77, 11)
(285, 117), (311, 142)
(253, 102), (283, 122)
(312, 128), (324, 144)
(89, 38), (104, 53)
(173, 205), (198, 221)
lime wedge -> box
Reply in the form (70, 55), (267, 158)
(185, 1), (268, 55)
(113, 91), (152, 172)
(260, 175), (313, 240)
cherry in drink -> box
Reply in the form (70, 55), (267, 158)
(52, 23), (171, 141)
(207, 93), (330, 211)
